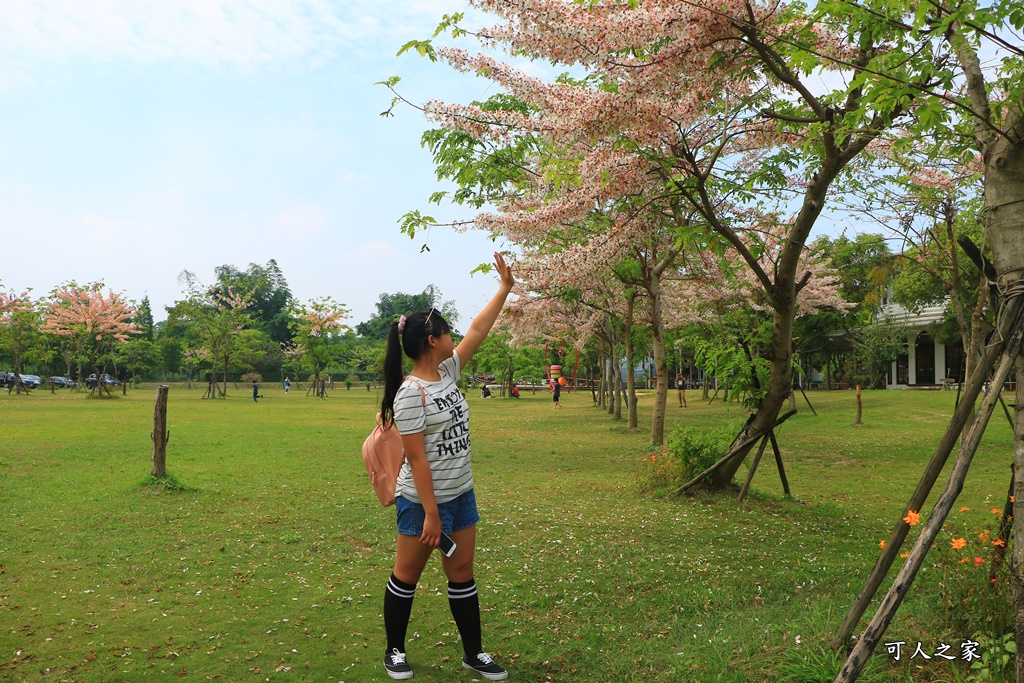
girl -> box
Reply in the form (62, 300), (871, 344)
(378, 252), (514, 681)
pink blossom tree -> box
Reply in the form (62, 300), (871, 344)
(290, 297), (349, 398)
(388, 0), (921, 483)
(175, 279), (252, 400)
(41, 283), (137, 397)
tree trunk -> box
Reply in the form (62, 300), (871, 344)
(649, 277), (669, 445)
(610, 344), (618, 419)
(984, 107), (1024, 683)
(151, 385), (170, 478)
(602, 335), (610, 417)
(624, 296), (638, 430)
(1015, 356), (1024, 683)
(710, 300), (796, 488)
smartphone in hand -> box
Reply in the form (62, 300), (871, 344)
(438, 531), (457, 557)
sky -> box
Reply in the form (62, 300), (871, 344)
(0, 1), (877, 331)
(0, 0), (513, 329)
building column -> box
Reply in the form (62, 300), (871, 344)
(934, 338), (947, 381)
(907, 334), (917, 385)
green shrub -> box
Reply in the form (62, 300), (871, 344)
(638, 421), (738, 492)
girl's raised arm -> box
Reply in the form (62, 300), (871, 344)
(455, 252), (515, 366)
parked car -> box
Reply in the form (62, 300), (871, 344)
(49, 376), (78, 388)
(85, 373), (121, 389)
(3, 372), (41, 389)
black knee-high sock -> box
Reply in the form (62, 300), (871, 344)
(384, 574), (416, 653)
(448, 579), (482, 658)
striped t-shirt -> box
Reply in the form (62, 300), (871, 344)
(393, 352), (473, 504)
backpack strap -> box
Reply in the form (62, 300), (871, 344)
(403, 377), (428, 409)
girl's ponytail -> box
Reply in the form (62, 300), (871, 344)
(380, 320), (404, 426)
(379, 308), (451, 426)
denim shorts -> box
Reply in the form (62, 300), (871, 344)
(396, 488), (479, 536)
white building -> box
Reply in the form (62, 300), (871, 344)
(877, 290), (962, 389)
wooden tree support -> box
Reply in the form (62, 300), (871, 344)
(833, 294), (1024, 683)
(992, 464), (1013, 581)
(770, 430), (791, 496)
(798, 386), (817, 416)
(737, 427), (792, 502)
(737, 434), (771, 502)
(150, 385), (170, 478)
(831, 294), (1024, 650)
(675, 409), (797, 495)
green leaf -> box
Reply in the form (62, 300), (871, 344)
(397, 40), (436, 61)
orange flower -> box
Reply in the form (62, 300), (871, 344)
(951, 537), (967, 550)
(903, 510), (920, 526)
(960, 558), (971, 563)
(1012, 496), (1016, 503)
(960, 506), (970, 512)
(992, 508), (1004, 515)
(993, 539), (1006, 547)
(974, 557), (986, 567)
(900, 551), (909, 558)
(879, 540), (886, 549)
(978, 531), (991, 543)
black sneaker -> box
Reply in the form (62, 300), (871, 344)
(384, 648), (413, 680)
(462, 652), (508, 680)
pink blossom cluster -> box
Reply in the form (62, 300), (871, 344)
(295, 298), (349, 337)
(0, 289), (34, 325)
(41, 285), (137, 342)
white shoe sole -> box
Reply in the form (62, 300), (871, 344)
(461, 661), (508, 680)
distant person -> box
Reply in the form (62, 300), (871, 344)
(252, 381), (259, 403)
(551, 378), (561, 408)
(510, 384), (520, 399)
(284, 377), (291, 394)
(677, 373), (687, 408)
(480, 385), (492, 399)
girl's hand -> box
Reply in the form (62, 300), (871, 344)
(420, 513), (441, 548)
(493, 251), (514, 291)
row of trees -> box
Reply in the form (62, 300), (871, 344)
(2, 258), (555, 397)
(1, 230), (976, 400)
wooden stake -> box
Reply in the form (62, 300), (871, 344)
(799, 386), (817, 416)
(855, 385), (862, 425)
(151, 385), (170, 478)
(737, 434), (770, 502)
(769, 430), (790, 496)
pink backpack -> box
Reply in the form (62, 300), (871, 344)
(362, 381), (425, 506)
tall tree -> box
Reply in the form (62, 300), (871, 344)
(173, 272), (252, 399)
(290, 297), (349, 397)
(212, 260), (295, 343)
(356, 285), (459, 339)
(41, 283), (137, 397)
(387, 0), (920, 471)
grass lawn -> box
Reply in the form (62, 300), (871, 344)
(0, 383), (1014, 682)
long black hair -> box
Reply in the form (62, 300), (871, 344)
(380, 308), (451, 426)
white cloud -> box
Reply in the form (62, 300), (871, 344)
(0, 0), (478, 74)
